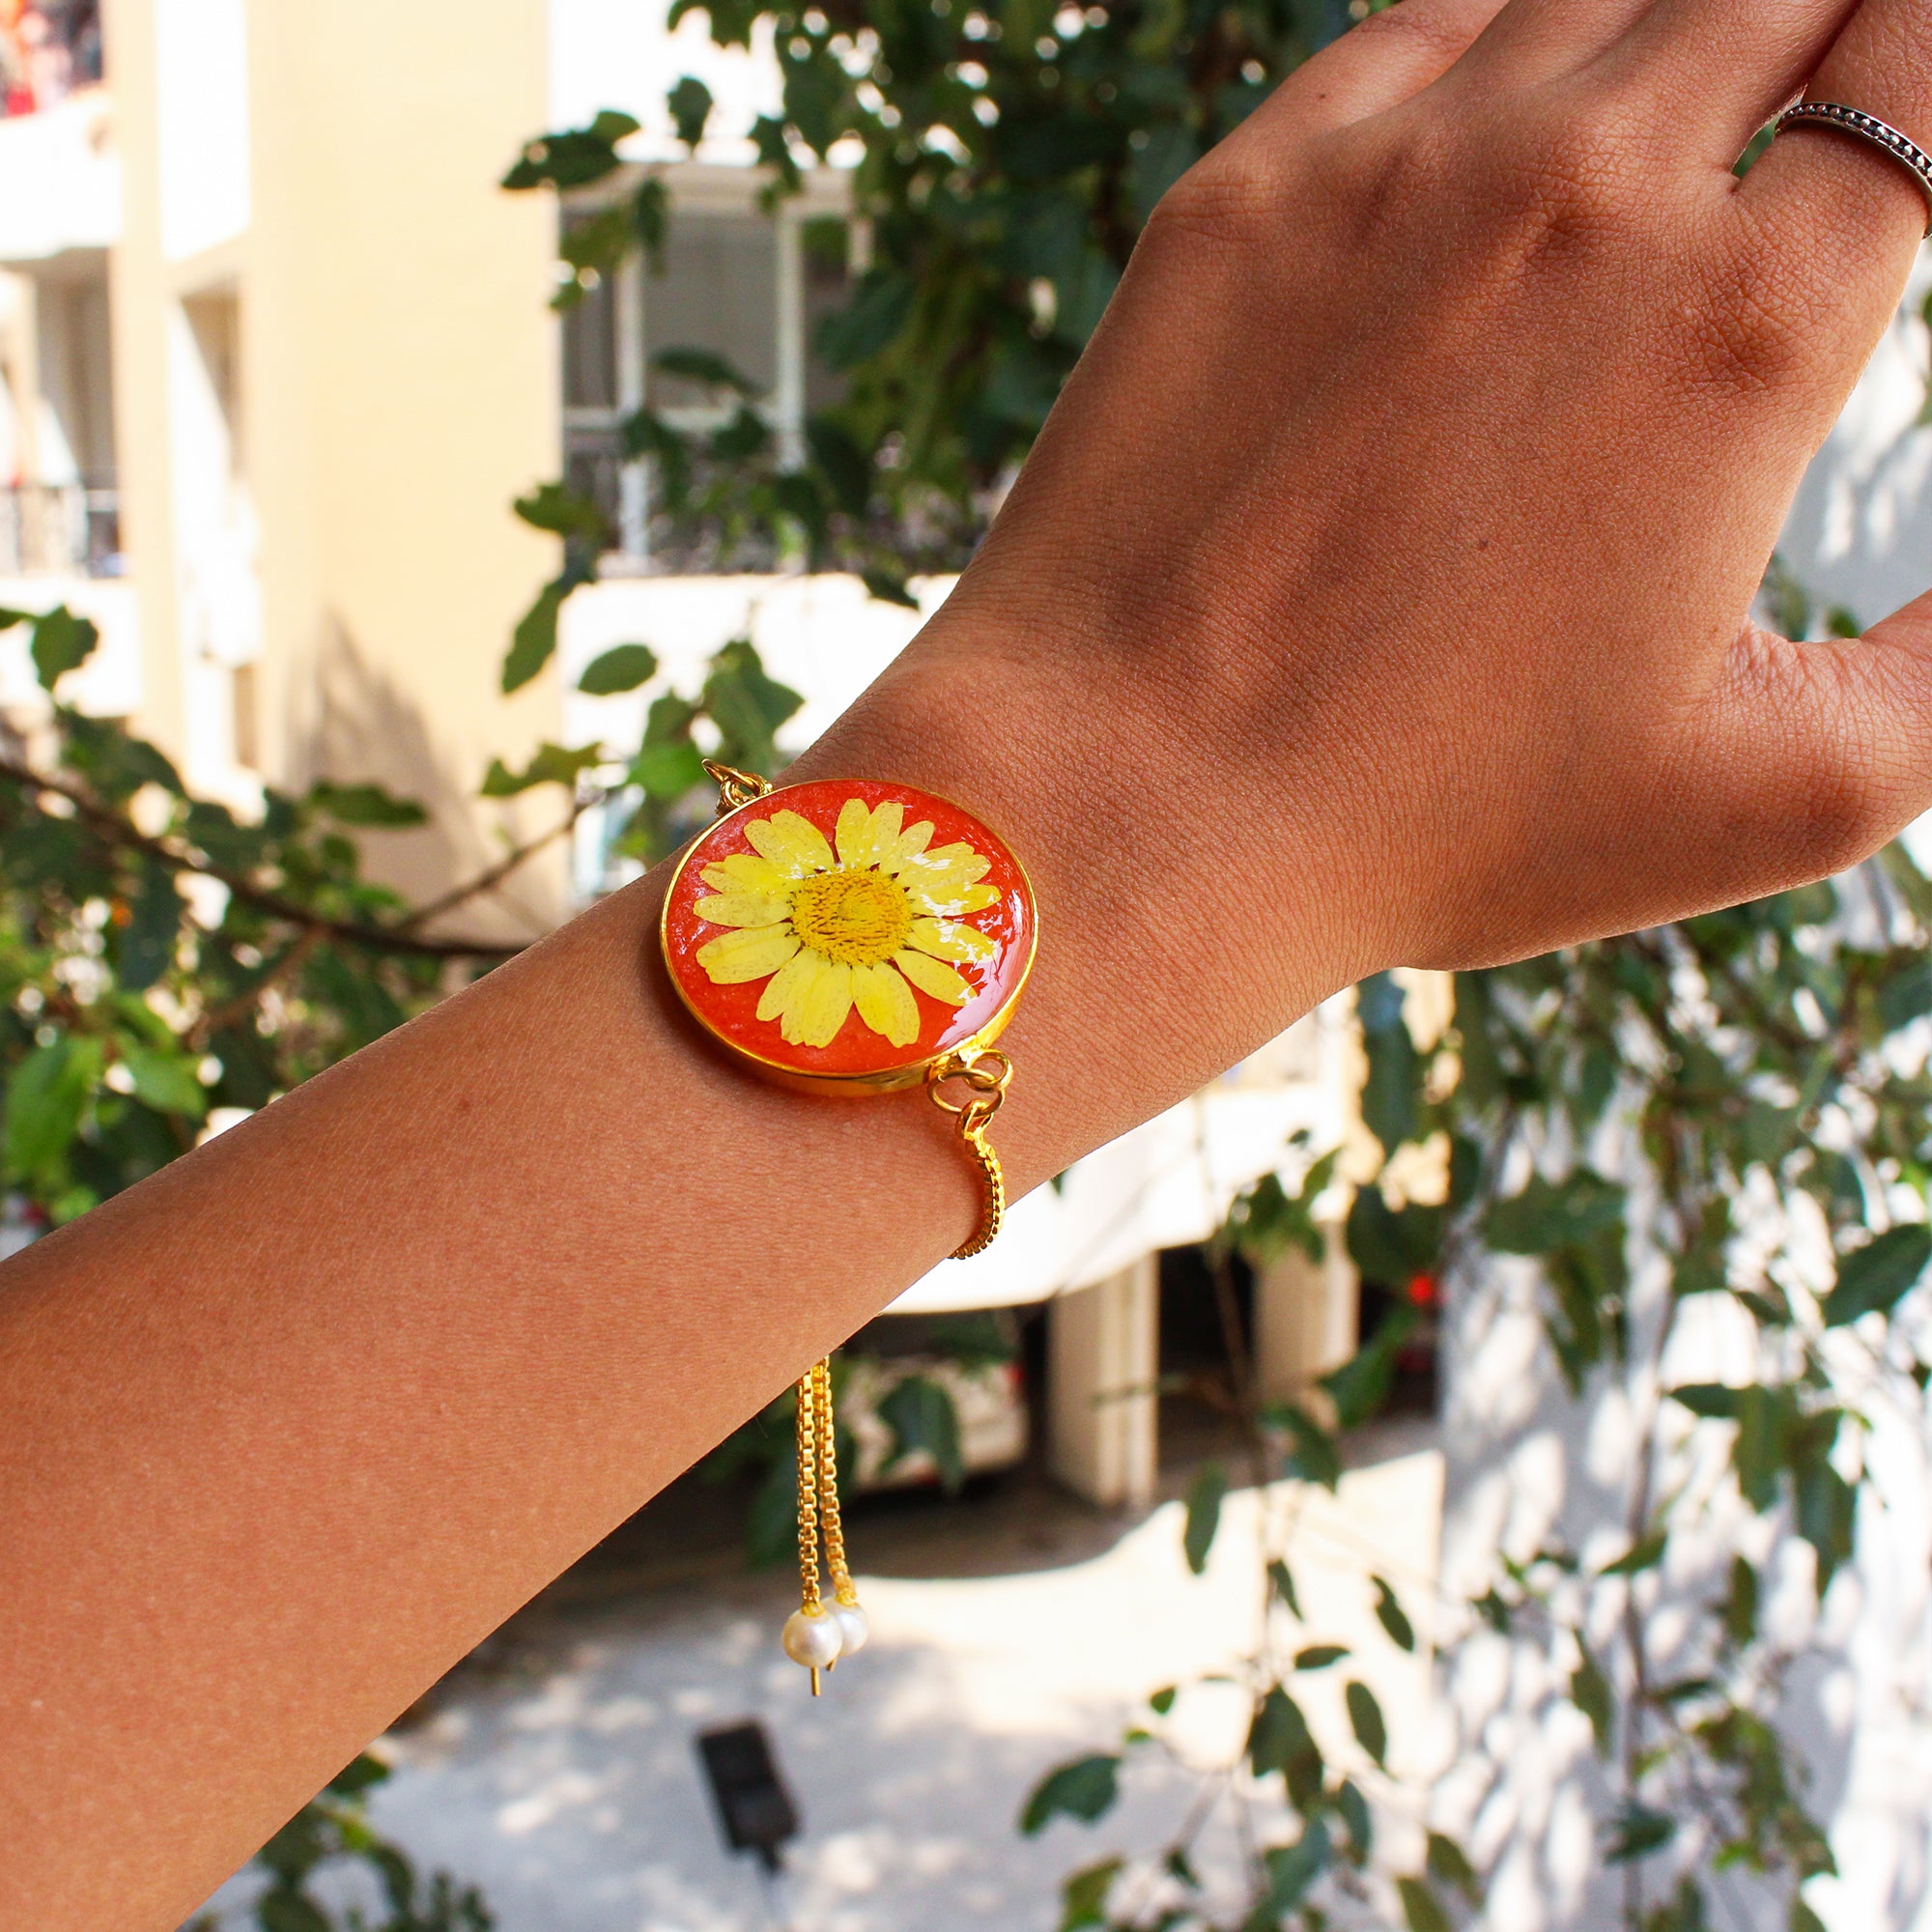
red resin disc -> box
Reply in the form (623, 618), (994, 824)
(662, 779), (1037, 1087)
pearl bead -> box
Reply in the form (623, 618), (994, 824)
(781, 1605), (843, 1670)
(833, 1601), (869, 1656)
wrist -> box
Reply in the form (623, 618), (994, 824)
(783, 601), (1377, 1183)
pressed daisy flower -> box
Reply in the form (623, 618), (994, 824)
(694, 797), (1000, 1049)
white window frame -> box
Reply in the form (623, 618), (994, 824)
(561, 161), (857, 568)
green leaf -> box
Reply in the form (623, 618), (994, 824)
(1876, 952), (1932, 1032)
(1397, 1875), (1453, 1932)
(1669, 1382), (1743, 1420)
(1722, 1554), (1758, 1649)
(1598, 1530), (1666, 1578)
(1570, 1646), (1613, 1757)
(1790, 1894), (1828, 1932)
(1268, 1557), (1304, 1618)
(1293, 1644), (1349, 1670)
(578, 643), (659, 696)
(1484, 1171), (1625, 1256)
(701, 639), (803, 774)
(480, 742), (603, 797)
(30, 605), (99, 691)
(115, 859), (182, 992)
(1182, 1461), (1226, 1575)
(513, 481), (612, 545)
(1018, 1753), (1120, 1835)
(1604, 1803), (1676, 1862)
(1266, 1404), (1341, 1490)
(501, 572), (577, 693)
(307, 781), (428, 828)
(816, 269), (915, 369)
(258, 1890), (333, 1932)
(1319, 1307), (1416, 1431)
(1371, 1576), (1415, 1652)
(653, 345), (760, 395)
(1345, 1680), (1387, 1767)
(500, 110), (639, 190)
(668, 74), (715, 150)
(1345, 1185), (1441, 1287)
(1335, 1778), (1373, 1861)
(877, 1372), (965, 1491)
(120, 1043), (208, 1121)
(806, 416), (871, 516)
(1822, 1222), (1932, 1325)
(4, 1035), (102, 1186)
(1358, 972), (1422, 1152)
(1246, 1685), (1321, 1802)
(1795, 1456), (1856, 1590)
(628, 738), (708, 801)
(1426, 1832), (1481, 1906)
(860, 567), (919, 610)
(1228, 1155), (1336, 1270)
(1260, 1817), (1331, 1913)
(327, 1753), (392, 1798)
(1148, 1685), (1177, 1716)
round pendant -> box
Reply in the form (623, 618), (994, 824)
(661, 778), (1037, 1094)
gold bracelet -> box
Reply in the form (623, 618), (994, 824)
(660, 760), (1039, 1688)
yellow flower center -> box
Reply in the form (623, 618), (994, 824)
(788, 867), (913, 967)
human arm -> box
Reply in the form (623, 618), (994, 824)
(8, 0), (1932, 1918)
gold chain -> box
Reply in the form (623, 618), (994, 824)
(927, 1047), (1013, 1259)
(813, 1358), (856, 1606)
(793, 1361), (823, 1614)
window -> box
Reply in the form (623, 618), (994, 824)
(559, 169), (853, 569)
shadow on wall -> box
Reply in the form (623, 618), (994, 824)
(295, 611), (568, 943)
(1435, 1251), (1915, 1932)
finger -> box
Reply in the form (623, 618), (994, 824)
(1604, 0), (1858, 161)
(1443, 0), (1668, 91)
(1740, 1), (1932, 270)
(1686, 596), (1932, 907)
(1248, 0), (1518, 133)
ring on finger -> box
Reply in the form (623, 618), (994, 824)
(1773, 101), (1932, 238)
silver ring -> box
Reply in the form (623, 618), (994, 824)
(1774, 101), (1932, 238)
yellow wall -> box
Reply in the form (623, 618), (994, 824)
(103, 0), (569, 934)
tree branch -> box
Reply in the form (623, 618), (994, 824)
(397, 793), (588, 934)
(0, 756), (528, 961)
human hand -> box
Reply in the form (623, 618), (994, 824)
(816, 0), (1932, 1118)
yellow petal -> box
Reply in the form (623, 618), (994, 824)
(898, 842), (991, 894)
(908, 917), (996, 965)
(757, 948), (821, 1025)
(702, 853), (796, 896)
(906, 881), (1000, 919)
(867, 800), (904, 864)
(695, 892), (793, 929)
(882, 819), (935, 873)
(747, 810), (834, 877)
(696, 923), (799, 985)
(851, 958), (922, 1047)
(895, 949), (970, 1006)
(793, 957), (854, 1047)
(836, 797), (878, 871)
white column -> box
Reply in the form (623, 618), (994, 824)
(1254, 1225), (1358, 1406)
(1048, 1257), (1158, 1509)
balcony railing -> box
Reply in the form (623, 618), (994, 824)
(0, 483), (122, 578)
(1, 3), (103, 119)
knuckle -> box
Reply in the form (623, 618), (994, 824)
(1679, 247), (1816, 397)
(1143, 147), (1288, 254)
(1479, 99), (1656, 259)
